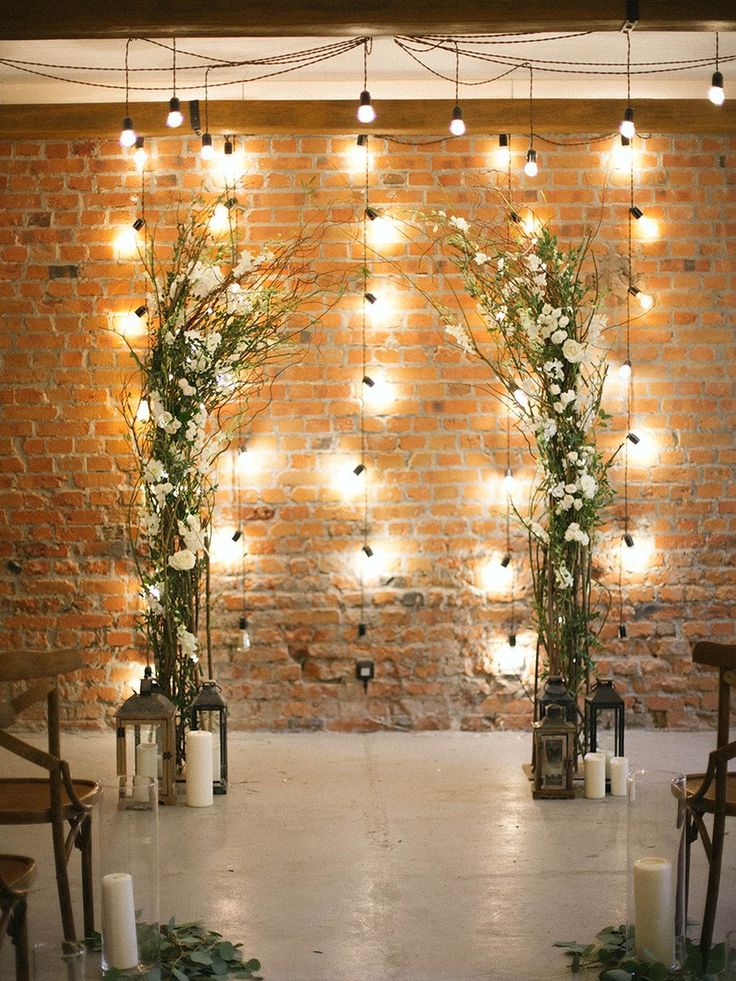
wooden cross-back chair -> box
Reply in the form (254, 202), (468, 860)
(684, 640), (736, 964)
(0, 650), (101, 944)
(0, 854), (36, 981)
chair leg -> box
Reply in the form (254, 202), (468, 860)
(52, 816), (77, 943)
(700, 809), (726, 966)
(78, 813), (95, 939)
(10, 897), (31, 981)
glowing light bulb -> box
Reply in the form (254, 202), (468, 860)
(708, 71), (725, 106)
(524, 149), (538, 177)
(638, 215), (659, 239)
(503, 468), (515, 493)
(120, 116), (136, 148)
(133, 136), (147, 170)
(496, 133), (510, 168)
(629, 286), (654, 311)
(136, 399), (150, 423)
(240, 616), (251, 651)
(481, 556), (514, 595)
(166, 96), (183, 128)
(612, 135), (632, 171)
(449, 105), (466, 136)
(200, 133), (215, 161)
(209, 203), (230, 235)
(367, 214), (399, 248)
(619, 106), (636, 139)
(357, 90), (376, 124)
(513, 387), (529, 410)
(618, 359), (632, 380)
(119, 311), (146, 337)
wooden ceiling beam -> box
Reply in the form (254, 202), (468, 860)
(3, 0), (735, 39)
(1, 99), (733, 138)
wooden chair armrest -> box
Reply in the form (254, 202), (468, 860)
(59, 760), (95, 813)
(0, 727), (61, 772)
(11, 679), (54, 716)
(688, 740), (736, 803)
(0, 649), (84, 682)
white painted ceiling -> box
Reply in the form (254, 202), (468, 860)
(0, 33), (733, 104)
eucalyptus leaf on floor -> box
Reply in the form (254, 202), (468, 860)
(86, 919), (262, 979)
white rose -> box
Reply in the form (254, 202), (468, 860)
(550, 329), (568, 345)
(178, 378), (196, 397)
(562, 338), (585, 363)
(168, 548), (196, 571)
(579, 473), (598, 499)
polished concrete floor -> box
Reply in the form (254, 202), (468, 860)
(0, 730), (734, 980)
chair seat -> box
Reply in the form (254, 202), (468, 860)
(0, 854), (36, 894)
(686, 771), (736, 815)
(0, 778), (100, 825)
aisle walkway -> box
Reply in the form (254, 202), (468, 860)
(1, 730), (732, 980)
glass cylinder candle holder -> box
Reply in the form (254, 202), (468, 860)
(626, 769), (686, 971)
(97, 776), (160, 978)
(32, 941), (86, 981)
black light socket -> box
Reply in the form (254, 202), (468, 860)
(362, 544), (374, 558)
(629, 205), (643, 220)
(508, 633), (517, 648)
(500, 553), (511, 568)
(356, 134), (368, 147)
(365, 207), (379, 220)
(362, 375), (375, 388)
(627, 432), (640, 445)
(239, 615), (248, 631)
(132, 217), (145, 231)
(231, 530), (243, 542)
(134, 304), (147, 318)
(499, 133), (510, 149)
(364, 292), (377, 304)
(353, 463), (366, 476)
(618, 623), (628, 639)
(358, 622), (367, 638)
(623, 533), (635, 548)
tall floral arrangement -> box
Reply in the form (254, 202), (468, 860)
(122, 200), (332, 759)
(431, 209), (617, 702)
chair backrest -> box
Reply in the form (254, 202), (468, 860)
(692, 641), (736, 749)
(0, 650), (84, 765)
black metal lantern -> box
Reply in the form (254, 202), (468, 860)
(191, 680), (228, 795)
(584, 679), (625, 759)
(532, 703), (576, 799)
(536, 674), (577, 724)
(115, 667), (177, 805)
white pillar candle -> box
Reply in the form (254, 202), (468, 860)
(101, 872), (139, 970)
(186, 730), (213, 807)
(633, 856), (675, 966)
(584, 752), (606, 799)
(132, 774), (150, 804)
(135, 741), (158, 780)
(610, 756), (629, 797)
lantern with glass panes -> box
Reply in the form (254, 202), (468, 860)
(190, 680), (228, 795)
(115, 667), (177, 805)
(532, 703), (577, 799)
(584, 679), (625, 761)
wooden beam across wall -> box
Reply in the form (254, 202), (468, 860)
(3, 0), (735, 39)
(1, 99), (734, 139)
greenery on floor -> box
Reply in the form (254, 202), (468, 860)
(87, 918), (262, 979)
(555, 925), (725, 980)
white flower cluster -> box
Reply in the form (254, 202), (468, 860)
(177, 513), (207, 555)
(149, 390), (182, 435)
(524, 253), (547, 291)
(444, 319), (474, 354)
(564, 522), (590, 546)
(176, 623), (198, 661)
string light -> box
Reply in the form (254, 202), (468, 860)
(708, 35), (725, 105)
(620, 32), (636, 138)
(618, 359), (632, 380)
(166, 39), (183, 128)
(119, 40), (136, 148)
(239, 615), (251, 650)
(524, 66), (538, 177)
(496, 133), (511, 168)
(200, 69), (215, 160)
(357, 39), (376, 124)
(628, 285), (654, 311)
(133, 136), (147, 169)
(449, 43), (466, 136)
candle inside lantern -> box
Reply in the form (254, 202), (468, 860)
(185, 730), (213, 807)
(101, 872), (139, 970)
(610, 756), (629, 797)
(135, 740), (157, 781)
(584, 752), (606, 799)
(633, 856), (675, 966)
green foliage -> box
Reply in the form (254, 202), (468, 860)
(87, 919), (262, 979)
(555, 925), (726, 980)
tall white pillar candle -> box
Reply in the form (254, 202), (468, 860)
(101, 872), (139, 970)
(584, 752), (606, 799)
(135, 741), (158, 780)
(633, 857), (675, 966)
(186, 730), (213, 807)
(610, 756), (629, 797)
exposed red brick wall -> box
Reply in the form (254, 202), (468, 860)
(0, 133), (734, 732)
